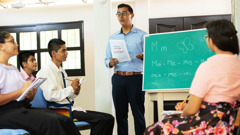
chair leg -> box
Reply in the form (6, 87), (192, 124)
(237, 126), (240, 135)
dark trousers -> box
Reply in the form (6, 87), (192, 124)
(72, 110), (114, 135)
(112, 74), (146, 135)
(0, 101), (80, 135)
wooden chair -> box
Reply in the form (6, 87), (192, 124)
(234, 108), (240, 134)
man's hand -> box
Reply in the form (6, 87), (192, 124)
(71, 78), (81, 95)
(109, 58), (119, 67)
(74, 85), (81, 95)
(136, 53), (144, 60)
(25, 87), (38, 102)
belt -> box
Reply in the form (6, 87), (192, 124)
(114, 71), (142, 76)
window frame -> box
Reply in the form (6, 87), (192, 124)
(0, 21), (85, 76)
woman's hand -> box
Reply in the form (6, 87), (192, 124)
(175, 102), (186, 111)
(20, 81), (32, 94)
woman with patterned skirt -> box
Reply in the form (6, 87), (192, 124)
(145, 19), (240, 135)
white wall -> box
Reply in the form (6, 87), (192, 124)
(0, 0), (231, 135)
(0, 5), (96, 111)
(234, 0), (240, 40)
(149, 0), (231, 18)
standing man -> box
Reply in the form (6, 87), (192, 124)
(37, 38), (114, 135)
(105, 3), (146, 135)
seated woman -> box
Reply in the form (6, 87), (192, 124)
(0, 31), (80, 135)
(145, 19), (240, 135)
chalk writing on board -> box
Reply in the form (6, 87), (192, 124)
(151, 59), (207, 67)
(144, 29), (215, 90)
(151, 41), (158, 51)
(177, 37), (194, 53)
(151, 40), (168, 52)
(151, 72), (193, 78)
(161, 46), (167, 52)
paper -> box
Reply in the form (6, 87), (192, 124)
(16, 77), (47, 101)
(110, 40), (131, 62)
(79, 77), (86, 85)
(162, 110), (183, 120)
(162, 110), (183, 115)
(72, 107), (87, 113)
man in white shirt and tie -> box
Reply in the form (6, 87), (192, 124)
(37, 38), (114, 135)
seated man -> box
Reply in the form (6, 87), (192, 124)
(37, 38), (114, 135)
(18, 51), (37, 82)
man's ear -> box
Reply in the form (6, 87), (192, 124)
(22, 62), (27, 68)
(130, 13), (134, 19)
(51, 50), (56, 58)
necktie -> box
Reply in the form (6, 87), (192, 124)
(61, 71), (72, 105)
(61, 72), (66, 88)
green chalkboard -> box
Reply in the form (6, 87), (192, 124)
(143, 29), (215, 90)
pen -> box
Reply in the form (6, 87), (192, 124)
(64, 78), (74, 82)
(177, 95), (190, 110)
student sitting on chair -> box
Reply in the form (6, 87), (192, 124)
(18, 51), (37, 82)
(145, 19), (240, 135)
(37, 38), (114, 135)
(0, 31), (80, 135)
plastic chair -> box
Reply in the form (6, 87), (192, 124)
(0, 129), (29, 135)
(30, 87), (91, 130)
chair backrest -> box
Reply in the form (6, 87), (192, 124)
(30, 87), (73, 119)
(29, 87), (91, 130)
(30, 87), (48, 108)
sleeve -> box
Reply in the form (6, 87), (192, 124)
(63, 70), (77, 99)
(189, 63), (210, 98)
(141, 32), (147, 52)
(37, 69), (74, 102)
(0, 69), (5, 90)
(104, 38), (112, 68)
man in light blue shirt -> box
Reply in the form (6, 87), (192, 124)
(105, 3), (146, 135)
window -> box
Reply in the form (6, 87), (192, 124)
(0, 21), (85, 76)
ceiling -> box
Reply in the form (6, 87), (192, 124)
(0, 0), (89, 9)
(0, 0), (134, 9)
(0, 0), (135, 9)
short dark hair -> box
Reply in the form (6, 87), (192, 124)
(48, 38), (65, 58)
(18, 51), (35, 68)
(118, 3), (133, 14)
(206, 19), (239, 54)
(0, 31), (10, 44)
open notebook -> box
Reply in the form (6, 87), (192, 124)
(162, 110), (183, 120)
(16, 77), (47, 101)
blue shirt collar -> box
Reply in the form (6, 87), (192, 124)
(118, 25), (137, 35)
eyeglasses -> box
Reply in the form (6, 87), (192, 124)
(5, 40), (18, 44)
(116, 11), (130, 17)
(203, 34), (208, 40)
